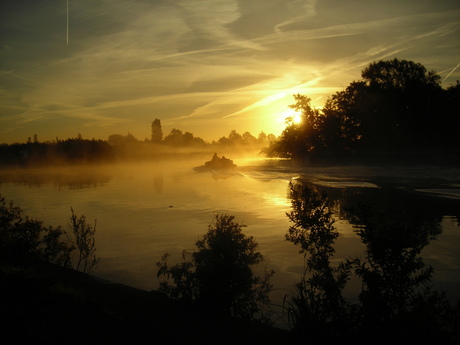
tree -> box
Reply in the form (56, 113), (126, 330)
(359, 58), (443, 150)
(242, 131), (257, 146)
(442, 81), (460, 147)
(163, 129), (184, 146)
(157, 214), (274, 321)
(108, 133), (138, 146)
(267, 95), (323, 159)
(361, 59), (441, 90)
(151, 119), (163, 143)
(268, 59), (450, 160)
(321, 81), (366, 154)
(228, 130), (243, 145)
(67, 208), (99, 273)
(0, 194), (73, 266)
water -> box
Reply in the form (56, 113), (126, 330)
(1, 159), (459, 316)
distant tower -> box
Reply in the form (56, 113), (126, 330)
(151, 119), (163, 143)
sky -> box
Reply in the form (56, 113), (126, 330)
(1, 0), (459, 144)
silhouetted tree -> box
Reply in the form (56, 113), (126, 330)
(151, 119), (163, 143)
(163, 129), (185, 146)
(162, 128), (206, 146)
(321, 81), (366, 154)
(157, 214), (274, 321)
(0, 194), (73, 266)
(265, 95), (323, 159)
(228, 130), (242, 145)
(67, 208), (99, 273)
(242, 131), (257, 146)
(323, 59), (445, 153)
(108, 133), (138, 146)
(442, 80), (460, 148)
(266, 59), (457, 162)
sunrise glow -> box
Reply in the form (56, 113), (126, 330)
(0, 1), (459, 144)
(278, 108), (303, 127)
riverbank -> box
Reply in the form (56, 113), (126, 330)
(0, 260), (291, 345)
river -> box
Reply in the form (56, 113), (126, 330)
(1, 157), (459, 325)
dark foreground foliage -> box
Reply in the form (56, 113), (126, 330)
(0, 198), (289, 344)
(157, 214), (274, 322)
(0, 194), (98, 273)
(0, 195), (73, 266)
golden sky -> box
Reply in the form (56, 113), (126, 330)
(1, 0), (459, 144)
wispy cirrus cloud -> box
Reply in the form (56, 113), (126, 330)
(0, 0), (459, 142)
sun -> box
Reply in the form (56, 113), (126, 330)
(292, 111), (302, 124)
(279, 108), (302, 125)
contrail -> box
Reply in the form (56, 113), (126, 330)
(66, 0), (69, 45)
(442, 62), (460, 82)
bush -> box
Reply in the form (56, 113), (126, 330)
(0, 194), (73, 266)
(0, 195), (99, 274)
(67, 208), (99, 273)
(157, 213), (274, 322)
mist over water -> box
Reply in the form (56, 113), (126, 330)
(1, 157), (460, 321)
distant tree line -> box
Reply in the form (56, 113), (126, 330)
(149, 119), (276, 149)
(0, 137), (114, 167)
(0, 126), (276, 166)
(265, 59), (460, 164)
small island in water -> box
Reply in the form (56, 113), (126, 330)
(194, 153), (237, 172)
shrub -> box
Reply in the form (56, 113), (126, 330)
(0, 194), (73, 266)
(67, 208), (99, 273)
(157, 213), (274, 321)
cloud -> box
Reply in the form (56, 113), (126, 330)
(442, 62), (460, 82)
(1, 0), (459, 142)
(223, 92), (287, 118)
(274, 0), (318, 33)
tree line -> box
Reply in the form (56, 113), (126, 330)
(264, 59), (460, 164)
(0, 127), (276, 166)
(150, 119), (276, 149)
(0, 138), (114, 167)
